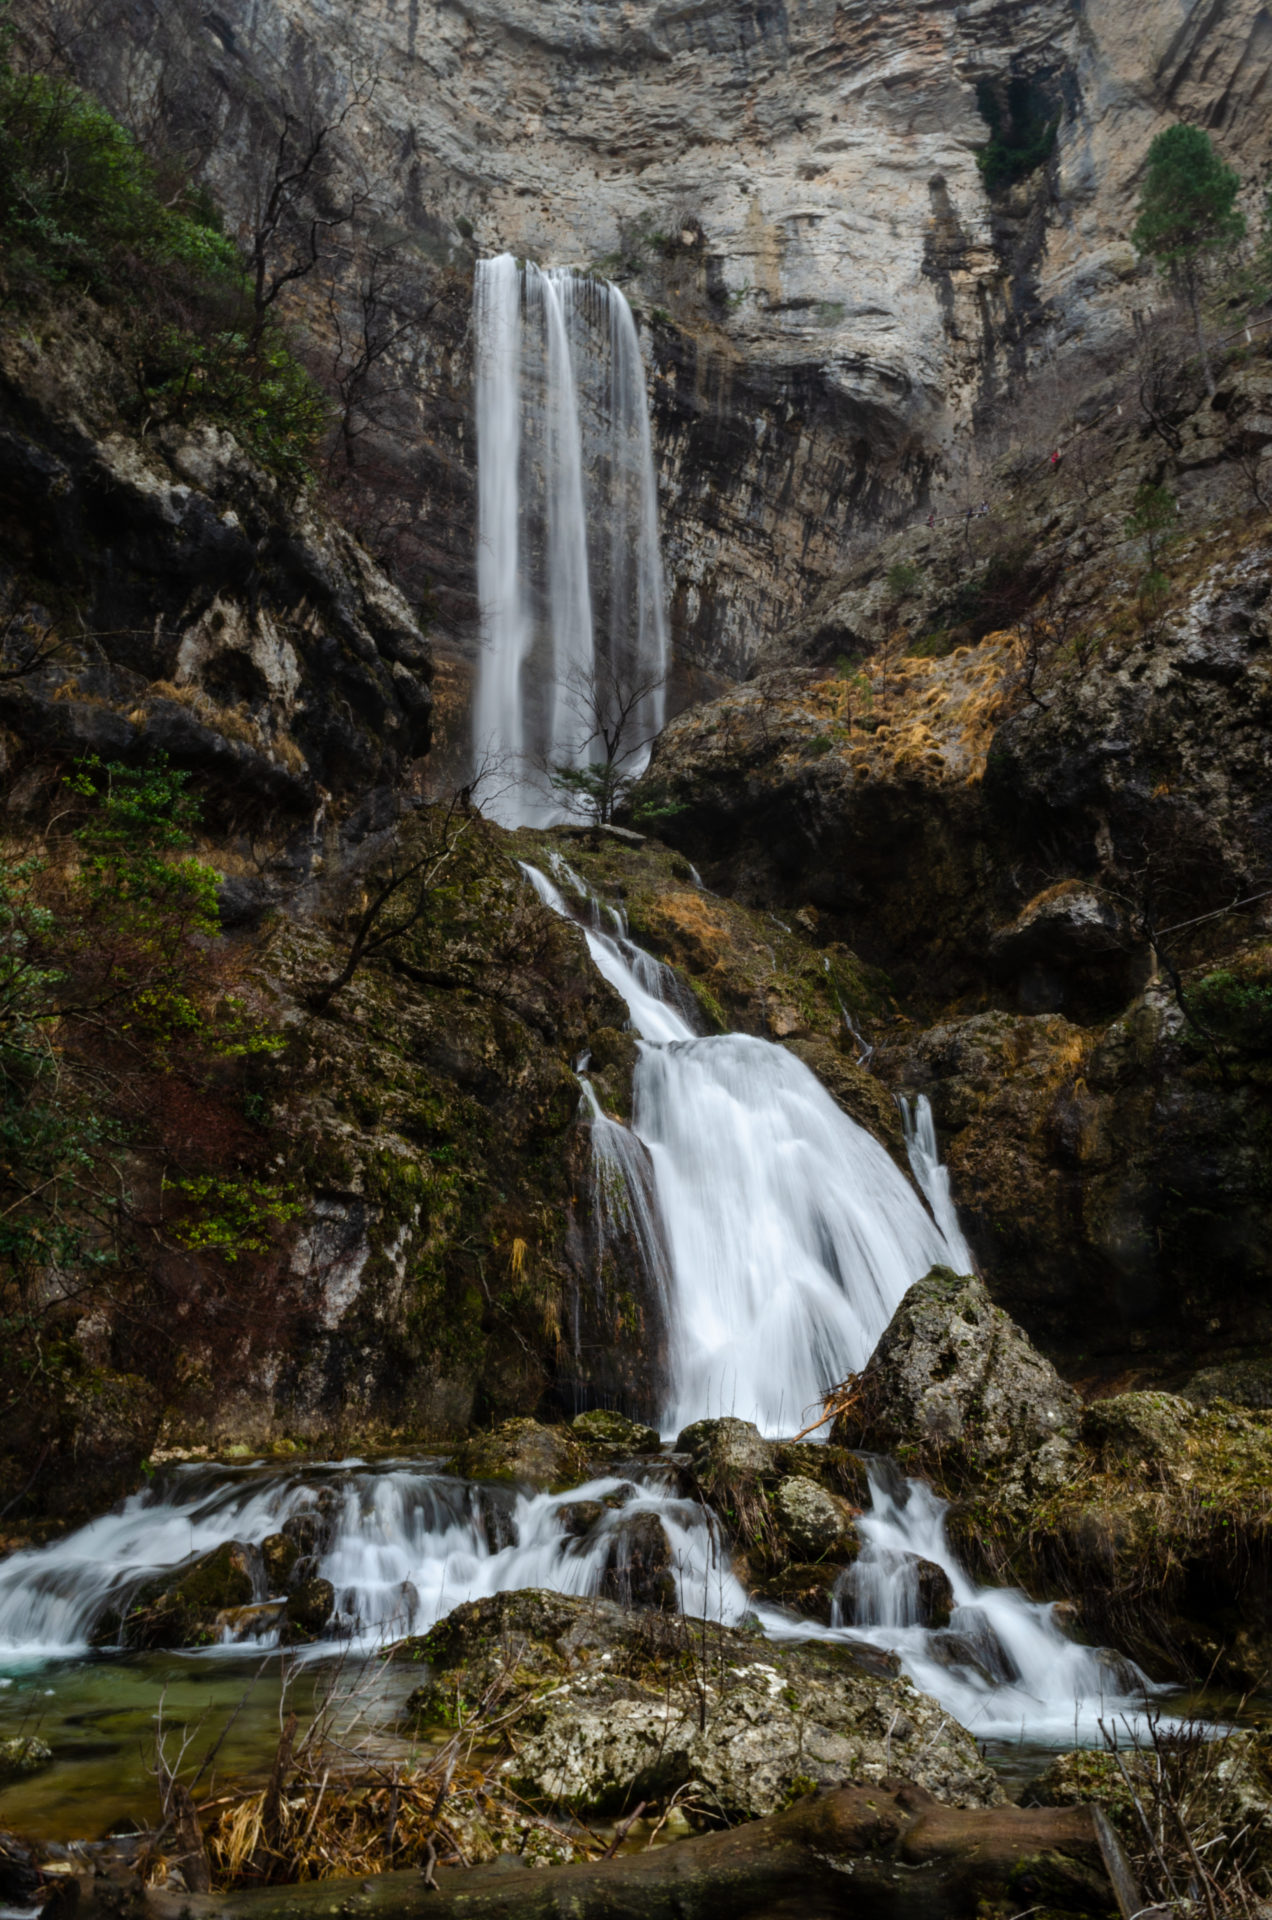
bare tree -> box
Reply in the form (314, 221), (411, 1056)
(323, 244), (435, 486)
(307, 756), (510, 1014)
(546, 659), (668, 831)
(243, 82), (376, 353)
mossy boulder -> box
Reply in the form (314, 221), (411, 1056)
(675, 1417), (774, 1485)
(752, 1559), (856, 1624)
(391, 1589), (1000, 1818)
(571, 1409), (662, 1456)
(261, 1532), (300, 1592)
(832, 1266), (1080, 1497)
(282, 1577), (335, 1643)
(949, 1398), (1272, 1687)
(98, 1540), (256, 1649)
(1184, 1358), (1272, 1410)
(450, 1418), (589, 1491)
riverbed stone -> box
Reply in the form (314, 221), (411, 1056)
(282, 1577), (335, 1643)
(451, 1419), (589, 1490)
(833, 1267), (1080, 1497)
(597, 1511), (676, 1610)
(261, 1532), (299, 1593)
(96, 1541), (257, 1649)
(571, 1408), (662, 1455)
(0, 1736), (52, 1787)
(772, 1474), (859, 1560)
(392, 1588), (999, 1816)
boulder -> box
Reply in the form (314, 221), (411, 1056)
(0, 1736), (52, 1787)
(571, 1408), (662, 1456)
(772, 1475), (859, 1561)
(836, 1553), (954, 1630)
(598, 1511), (677, 1610)
(1183, 1359), (1272, 1410)
(261, 1532), (300, 1592)
(452, 1419), (589, 1491)
(833, 1266), (1080, 1496)
(675, 1417), (774, 1486)
(96, 1541), (257, 1649)
(1080, 1392), (1192, 1480)
(752, 1561), (852, 1625)
(283, 1577), (336, 1644)
(391, 1590), (1000, 1817)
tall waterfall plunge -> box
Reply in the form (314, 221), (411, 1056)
(473, 256), (669, 826)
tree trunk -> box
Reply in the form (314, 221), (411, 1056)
(132, 1782), (1141, 1920)
(1188, 275), (1216, 398)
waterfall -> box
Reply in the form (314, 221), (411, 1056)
(805, 1466), (1158, 1744)
(0, 1463), (741, 1661)
(473, 257), (669, 826)
(522, 862), (961, 1438)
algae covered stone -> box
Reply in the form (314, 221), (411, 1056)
(451, 1418), (589, 1490)
(0, 1736), (52, 1786)
(571, 1408), (661, 1455)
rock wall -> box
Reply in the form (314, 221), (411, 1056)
(38, 0), (1272, 678)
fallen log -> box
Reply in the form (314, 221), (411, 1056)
(132, 1780), (1140, 1920)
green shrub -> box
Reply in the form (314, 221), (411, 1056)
(1189, 969), (1272, 1053)
(0, 59), (325, 481)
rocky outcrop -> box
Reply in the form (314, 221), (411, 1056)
(949, 1392), (1272, 1687)
(48, 0), (1272, 675)
(394, 1589), (1001, 1816)
(832, 1268), (1080, 1497)
(0, 317), (432, 818)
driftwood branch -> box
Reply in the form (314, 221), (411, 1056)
(128, 1781), (1140, 1920)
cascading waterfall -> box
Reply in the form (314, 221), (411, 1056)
(473, 256), (668, 826)
(0, 1462), (742, 1661)
(0, 876), (1162, 1757)
(523, 860), (961, 1436)
(522, 860), (1164, 1737)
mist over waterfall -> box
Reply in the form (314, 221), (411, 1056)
(473, 255), (669, 825)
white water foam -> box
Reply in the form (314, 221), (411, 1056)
(0, 1464), (741, 1662)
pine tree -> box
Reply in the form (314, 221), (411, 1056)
(1132, 123), (1245, 396)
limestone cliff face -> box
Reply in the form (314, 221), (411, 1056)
(54, 0), (1272, 676)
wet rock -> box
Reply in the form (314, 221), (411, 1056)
(833, 1266), (1080, 1497)
(282, 1578), (335, 1644)
(837, 1554), (953, 1631)
(772, 1474), (859, 1560)
(391, 1589), (999, 1816)
(558, 1500), (606, 1541)
(452, 1419), (589, 1491)
(261, 1532), (299, 1593)
(0, 1736), (52, 1786)
(280, 1492), (340, 1563)
(675, 1418), (774, 1487)
(571, 1409), (661, 1456)
(598, 1511), (676, 1610)
(1183, 1359), (1272, 1410)
(99, 1541), (257, 1650)
(752, 1561), (850, 1625)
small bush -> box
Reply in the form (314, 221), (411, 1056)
(975, 78), (1059, 193)
(0, 60), (325, 481)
